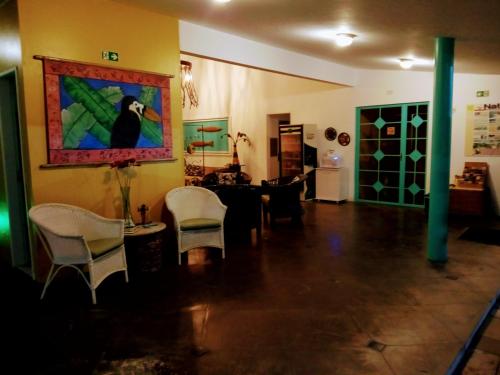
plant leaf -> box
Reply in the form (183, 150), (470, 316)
(98, 86), (124, 105)
(62, 103), (111, 148)
(139, 86), (157, 107)
(63, 76), (118, 130)
(139, 86), (162, 146)
(140, 118), (163, 146)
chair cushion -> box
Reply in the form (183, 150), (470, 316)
(180, 218), (222, 231)
(87, 237), (124, 258)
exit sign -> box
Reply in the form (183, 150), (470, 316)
(102, 51), (119, 62)
(476, 90), (490, 97)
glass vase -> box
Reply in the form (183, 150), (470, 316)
(232, 144), (241, 171)
(120, 186), (135, 228)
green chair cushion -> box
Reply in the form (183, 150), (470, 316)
(87, 237), (124, 258)
(180, 218), (221, 231)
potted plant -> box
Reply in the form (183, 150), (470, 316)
(223, 132), (251, 171)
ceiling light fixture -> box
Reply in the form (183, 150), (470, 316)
(214, 0), (232, 3)
(399, 58), (414, 69)
(335, 33), (356, 47)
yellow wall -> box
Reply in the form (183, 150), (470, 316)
(17, 0), (184, 220)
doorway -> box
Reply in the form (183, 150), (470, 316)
(266, 113), (290, 179)
(0, 68), (32, 275)
(355, 102), (429, 207)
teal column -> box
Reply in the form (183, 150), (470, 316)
(427, 37), (455, 262)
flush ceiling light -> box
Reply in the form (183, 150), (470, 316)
(335, 33), (356, 47)
(399, 58), (414, 69)
(214, 0), (232, 3)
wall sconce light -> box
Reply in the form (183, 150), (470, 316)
(335, 33), (357, 47)
(399, 58), (414, 69)
(181, 60), (199, 108)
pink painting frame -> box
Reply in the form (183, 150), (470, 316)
(40, 57), (173, 165)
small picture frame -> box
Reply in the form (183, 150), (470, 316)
(338, 132), (351, 146)
(183, 118), (230, 155)
(324, 127), (337, 141)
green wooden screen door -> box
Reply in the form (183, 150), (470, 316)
(355, 102), (428, 207)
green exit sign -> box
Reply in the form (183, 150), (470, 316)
(476, 90), (490, 97)
(102, 51), (119, 62)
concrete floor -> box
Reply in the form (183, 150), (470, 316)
(3, 202), (500, 374)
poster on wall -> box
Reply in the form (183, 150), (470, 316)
(466, 103), (500, 156)
(37, 56), (174, 165)
(183, 118), (230, 154)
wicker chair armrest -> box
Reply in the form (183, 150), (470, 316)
(37, 229), (91, 263)
(211, 202), (228, 221)
(84, 216), (124, 239)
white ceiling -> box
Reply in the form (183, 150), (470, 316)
(118, 0), (500, 74)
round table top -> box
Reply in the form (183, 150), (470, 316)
(124, 221), (166, 237)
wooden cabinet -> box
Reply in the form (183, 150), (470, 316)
(449, 187), (489, 216)
(449, 162), (489, 216)
(315, 167), (347, 202)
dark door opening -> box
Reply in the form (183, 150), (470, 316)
(0, 68), (32, 276)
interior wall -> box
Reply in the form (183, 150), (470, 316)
(348, 69), (500, 214)
(182, 56), (268, 180)
(17, 0), (184, 221)
(182, 54), (338, 182)
(180, 21), (359, 87)
(182, 55), (500, 215)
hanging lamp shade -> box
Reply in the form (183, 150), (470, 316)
(180, 60), (199, 108)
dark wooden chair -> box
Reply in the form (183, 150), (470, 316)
(205, 184), (262, 241)
(201, 168), (252, 186)
(261, 174), (307, 225)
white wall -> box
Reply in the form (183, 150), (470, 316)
(351, 69), (500, 213)
(182, 55), (500, 214)
(180, 21), (358, 87)
(182, 54), (337, 183)
(451, 74), (500, 213)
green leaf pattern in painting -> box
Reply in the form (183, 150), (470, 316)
(139, 86), (156, 106)
(61, 77), (164, 149)
(61, 86), (124, 149)
(63, 76), (118, 130)
(140, 118), (163, 146)
(98, 86), (124, 105)
(138, 86), (163, 146)
(62, 103), (99, 149)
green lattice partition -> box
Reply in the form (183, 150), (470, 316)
(356, 102), (428, 207)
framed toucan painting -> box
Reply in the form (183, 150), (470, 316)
(37, 56), (174, 165)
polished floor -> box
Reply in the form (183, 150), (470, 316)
(3, 202), (500, 374)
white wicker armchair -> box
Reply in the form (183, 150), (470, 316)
(166, 186), (227, 265)
(29, 203), (129, 304)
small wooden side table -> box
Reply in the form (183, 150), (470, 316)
(124, 222), (166, 273)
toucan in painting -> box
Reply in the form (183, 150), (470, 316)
(110, 96), (161, 148)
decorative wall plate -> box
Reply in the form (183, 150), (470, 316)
(338, 132), (351, 146)
(324, 127), (337, 141)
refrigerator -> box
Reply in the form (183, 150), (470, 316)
(278, 124), (317, 199)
